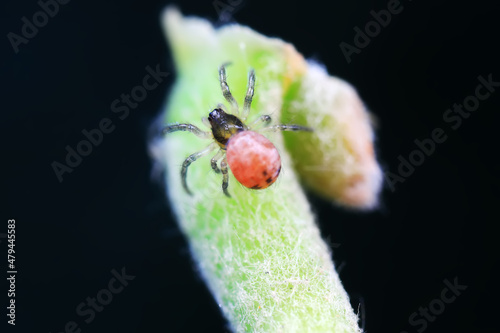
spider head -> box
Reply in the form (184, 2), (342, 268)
(208, 108), (246, 148)
(208, 108), (225, 125)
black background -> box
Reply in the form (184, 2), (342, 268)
(2, 0), (499, 332)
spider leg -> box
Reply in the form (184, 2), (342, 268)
(220, 156), (231, 198)
(210, 149), (224, 173)
(261, 124), (313, 132)
(181, 143), (216, 195)
(219, 63), (239, 114)
(163, 123), (211, 139)
(241, 69), (255, 121)
(248, 114), (272, 130)
(201, 117), (211, 129)
(216, 103), (228, 112)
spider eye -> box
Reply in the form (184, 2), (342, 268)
(209, 108), (223, 121)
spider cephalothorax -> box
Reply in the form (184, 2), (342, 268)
(208, 108), (246, 148)
(163, 63), (311, 197)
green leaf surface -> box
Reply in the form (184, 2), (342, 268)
(151, 8), (371, 332)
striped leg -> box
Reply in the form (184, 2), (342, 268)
(210, 150), (224, 174)
(219, 63), (239, 113)
(262, 124), (313, 132)
(162, 123), (211, 139)
(241, 69), (255, 121)
(248, 114), (272, 129)
(181, 144), (215, 195)
(220, 157), (231, 198)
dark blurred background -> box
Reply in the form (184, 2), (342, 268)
(2, 0), (498, 332)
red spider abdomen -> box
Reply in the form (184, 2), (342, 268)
(226, 131), (281, 190)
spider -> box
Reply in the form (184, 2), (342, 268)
(163, 63), (312, 197)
